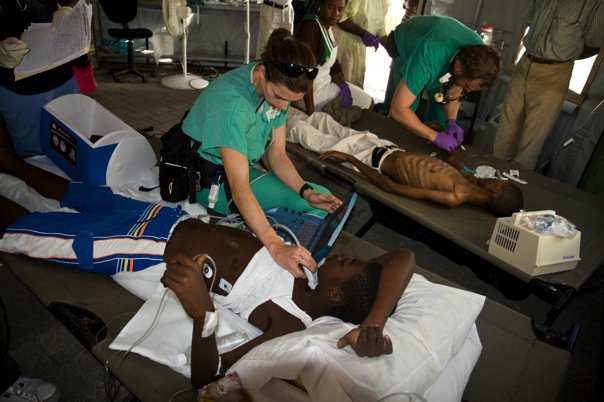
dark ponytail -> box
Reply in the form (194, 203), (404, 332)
(261, 28), (316, 93)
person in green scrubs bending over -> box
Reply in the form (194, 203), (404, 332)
(382, 15), (501, 152)
(181, 28), (342, 279)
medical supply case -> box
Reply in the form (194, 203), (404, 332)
(41, 94), (156, 187)
(488, 210), (581, 276)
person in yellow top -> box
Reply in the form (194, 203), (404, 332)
(332, 0), (388, 88)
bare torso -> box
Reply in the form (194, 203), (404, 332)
(380, 151), (467, 191)
(164, 219), (262, 296)
(164, 219), (307, 335)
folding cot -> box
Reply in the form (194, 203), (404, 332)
(1, 230), (571, 402)
(286, 109), (604, 326)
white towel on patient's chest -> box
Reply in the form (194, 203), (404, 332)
(213, 247), (312, 327)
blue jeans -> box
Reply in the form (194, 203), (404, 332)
(0, 77), (79, 157)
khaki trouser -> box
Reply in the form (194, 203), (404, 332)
(493, 56), (573, 170)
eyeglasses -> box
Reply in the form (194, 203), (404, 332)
(269, 61), (318, 80)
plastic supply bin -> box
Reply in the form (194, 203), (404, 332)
(41, 94), (156, 188)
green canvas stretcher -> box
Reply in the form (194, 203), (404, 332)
(1, 231), (571, 402)
(286, 110), (604, 324)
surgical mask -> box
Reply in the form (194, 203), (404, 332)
(256, 98), (281, 123)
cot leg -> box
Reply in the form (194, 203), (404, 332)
(532, 320), (581, 352)
(355, 215), (377, 237)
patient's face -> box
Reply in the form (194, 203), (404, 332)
(318, 254), (367, 288)
(478, 179), (509, 193)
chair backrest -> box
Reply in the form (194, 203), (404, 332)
(99, 0), (139, 25)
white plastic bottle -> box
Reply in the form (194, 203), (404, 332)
(480, 25), (494, 46)
(208, 182), (219, 209)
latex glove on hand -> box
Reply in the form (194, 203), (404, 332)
(446, 120), (465, 146)
(338, 82), (353, 108)
(0, 38), (29, 68)
(433, 132), (459, 152)
(361, 31), (381, 50)
(52, 6), (72, 29)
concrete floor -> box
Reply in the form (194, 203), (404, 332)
(2, 63), (603, 401)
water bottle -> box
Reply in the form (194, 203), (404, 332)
(480, 25), (494, 46)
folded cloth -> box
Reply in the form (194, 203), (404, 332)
(322, 96), (362, 126)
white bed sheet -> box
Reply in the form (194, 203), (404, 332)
(231, 273), (485, 401)
(242, 326), (482, 402)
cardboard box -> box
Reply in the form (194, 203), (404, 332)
(41, 94), (156, 188)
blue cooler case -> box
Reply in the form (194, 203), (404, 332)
(41, 94), (156, 187)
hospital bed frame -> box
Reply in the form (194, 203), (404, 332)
(286, 110), (604, 329)
(1, 231), (571, 402)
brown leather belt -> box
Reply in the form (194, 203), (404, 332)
(263, 0), (288, 9)
(527, 54), (570, 64)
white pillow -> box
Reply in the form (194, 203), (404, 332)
(232, 274), (485, 401)
(425, 324), (483, 402)
(109, 281), (262, 378)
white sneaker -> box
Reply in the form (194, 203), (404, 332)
(2, 377), (61, 402)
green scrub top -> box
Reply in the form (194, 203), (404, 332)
(391, 16), (483, 126)
(181, 62), (288, 166)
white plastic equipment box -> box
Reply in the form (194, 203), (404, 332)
(41, 94), (156, 187)
(488, 210), (581, 276)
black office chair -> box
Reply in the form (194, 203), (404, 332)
(99, 0), (153, 83)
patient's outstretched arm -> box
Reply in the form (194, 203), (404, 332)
(447, 151), (480, 183)
(161, 253), (219, 388)
(0, 116), (69, 200)
(337, 248), (415, 356)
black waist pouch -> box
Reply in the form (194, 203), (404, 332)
(158, 112), (229, 204)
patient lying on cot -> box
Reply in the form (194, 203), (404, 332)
(321, 149), (523, 216)
(287, 109), (523, 216)
(0, 120), (415, 389)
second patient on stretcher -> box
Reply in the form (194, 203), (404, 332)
(287, 110), (523, 216)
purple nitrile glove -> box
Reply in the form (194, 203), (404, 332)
(338, 82), (353, 108)
(446, 120), (465, 146)
(361, 31), (380, 49)
(433, 132), (458, 152)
